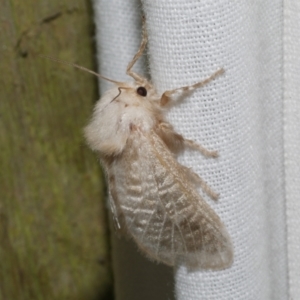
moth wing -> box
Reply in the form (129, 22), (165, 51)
(112, 130), (233, 269)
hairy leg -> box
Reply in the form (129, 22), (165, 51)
(126, 16), (148, 82)
(183, 139), (218, 158)
(156, 122), (218, 158)
(160, 68), (224, 106)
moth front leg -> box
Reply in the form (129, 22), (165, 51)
(126, 16), (148, 82)
(160, 68), (224, 107)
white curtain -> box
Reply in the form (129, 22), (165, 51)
(92, 1), (300, 299)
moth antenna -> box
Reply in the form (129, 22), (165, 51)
(40, 55), (123, 85)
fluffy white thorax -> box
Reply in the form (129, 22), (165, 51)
(85, 82), (161, 155)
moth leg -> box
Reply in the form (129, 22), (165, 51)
(102, 158), (124, 231)
(155, 122), (185, 154)
(183, 138), (218, 158)
(160, 68), (224, 106)
(108, 174), (123, 230)
(156, 122), (218, 158)
(182, 166), (219, 201)
(109, 179), (121, 230)
(126, 16), (147, 82)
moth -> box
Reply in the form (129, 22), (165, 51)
(84, 22), (233, 270)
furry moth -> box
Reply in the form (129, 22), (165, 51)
(83, 21), (233, 270)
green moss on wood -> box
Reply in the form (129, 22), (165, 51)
(0, 1), (112, 299)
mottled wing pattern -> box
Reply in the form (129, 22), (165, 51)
(110, 130), (233, 269)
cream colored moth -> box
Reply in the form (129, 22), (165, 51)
(83, 20), (233, 270)
(46, 19), (233, 269)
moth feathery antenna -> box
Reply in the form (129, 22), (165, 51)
(39, 55), (123, 85)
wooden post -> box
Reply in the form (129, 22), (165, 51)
(0, 1), (112, 299)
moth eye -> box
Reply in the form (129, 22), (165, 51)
(136, 86), (147, 97)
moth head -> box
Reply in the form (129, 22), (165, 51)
(113, 78), (160, 108)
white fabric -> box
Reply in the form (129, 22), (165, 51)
(283, 1), (300, 299)
(92, 1), (296, 299)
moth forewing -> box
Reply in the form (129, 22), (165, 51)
(84, 20), (233, 270)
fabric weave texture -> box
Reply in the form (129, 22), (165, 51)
(92, 1), (296, 299)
